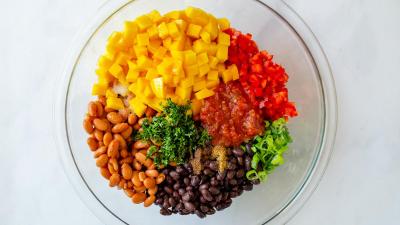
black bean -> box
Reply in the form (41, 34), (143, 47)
(200, 205), (209, 213)
(245, 143), (251, 153)
(160, 208), (172, 215)
(200, 196), (207, 203)
(190, 176), (200, 186)
(169, 197), (177, 207)
(173, 183), (180, 190)
(227, 170), (235, 180)
(162, 168), (170, 175)
(199, 183), (209, 190)
(182, 192), (191, 202)
(206, 207), (216, 215)
(176, 166), (185, 174)
(179, 209), (190, 215)
(166, 176), (173, 184)
(184, 202), (195, 212)
(203, 168), (214, 176)
(227, 161), (236, 170)
(201, 189), (213, 202)
(200, 175), (208, 184)
(238, 188), (244, 196)
(195, 210), (206, 218)
(172, 191), (180, 198)
(215, 193), (222, 202)
(225, 198), (232, 206)
(209, 201), (217, 207)
(162, 200), (170, 209)
(185, 186), (193, 191)
(155, 198), (163, 205)
(164, 186), (173, 194)
(243, 184), (253, 191)
(237, 156), (244, 166)
(179, 188), (186, 195)
(226, 149), (232, 155)
(209, 161), (219, 171)
(229, 179), (238, 186)
(215, 204), (224, 211)
(176, 202), (183, 210)
(233, 148), (244, 156)
(230, 157), (237, 164)
(236, 169), (244, 178)
(210, 179), (218, 186)
(217, 171), (226, 180)
(209, 186), (220, 195)
(230, 191), (238, 198)
(252, 179), (260, 185)
(244, 155), (251, 171)
(183, 177), (190, 185)
(169, 171), (180, 180)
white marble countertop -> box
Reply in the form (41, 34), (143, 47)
(1, 0), (399, 224)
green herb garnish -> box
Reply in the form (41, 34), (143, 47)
(136, 99), (210, 167)
(243, 118), (292, 182)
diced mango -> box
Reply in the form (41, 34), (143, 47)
(229, 64), (239, 80)
(180, 76), (194, 88)
(185, 7), (209, 26)
(203, 19), (219, 40)
(193, 39), (208, 53)
(134, 45), (148, 57)
(92, 83), (108, 96)
(186, 23), (202, 38)
(145, 68), (158, 80)
(184, 50), (197, 65)
(109, 63), (123, 78)
(217, 63), (226, 74)
(216, 45), (228, 62)
(144, 86), (154, 97)
(158, 22), (169, 39)
(162, 37), (172, 48)
(169, 36), (185, 51)
(193, 80), (206, 92)
(198, 64), (210, 77)
(137, 33), (150, 46)
(217, 18), (230, 30)
(137, 56), (153, 69)
(147, 10), (162, 23)
(175, 86), (192, 100)
(207, 70), (219, 81)
(147, 25), (159, 40)
(167, 22), (180, 39)
(126, 61), (139, 82)
(164, 10), (181, 20)
(153, 46), (168, 60)
(184, 64), (199, 77)
(98, 55), (113, 69)
(129, 97), (147, 117)
(191, 99), (202, 115)
(175, 19), (188, 32)
(171, 50), (184, 61)
(136, 15), (153, 30)
(197, 52), (209, 65)
(222, 69), (232, 83)
(206, 79), (220, 89)
(123, 21), (138, 42)
(218, 32), (230, 46)
(106, 89), (117, 98)
(200, 31), (211, 43)
(195, 88), (214, 100)
(151, 77), (165, 98)
(107, 97), (125, 110)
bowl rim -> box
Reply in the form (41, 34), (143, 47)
(54, 0), (338, 224)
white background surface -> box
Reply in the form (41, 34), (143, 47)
(0, 0), (399, 224)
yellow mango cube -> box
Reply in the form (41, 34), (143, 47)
(203, 20), (219, 40)
(184, 38), (192, 50)
(167, 22), (180, 39)
(184, 64), (199, 77)
(207, 70), (219, 81)
(206, 79), (220, 89)
(107, 97), (125, 110)
(164, 10), (181, 20)
(169, 36), (185, 51)
(115, 52), (130, 66)
(175, 86), (192, 100)
(151, 77), (165, 98)
(184, 50), (197, 66)
(106, 89), (117, 98)
(199, 64), (210, 77)
(158, 22), (169, 39)
(222, 69), (232, 83)
(186, 23), (202, 38)
(146, 97), (164, 112)
(191, 99), (202, 115)
(153, 46), (168, 60)
(137, 33), (149, 46)
(185, 7), (209, 26)
(195, 88), (215, 100)
(218, 32), (230, 46)
(216, 45), (228, 62)
(200, 31), (211, 43)
(147, 25), (159, 40)
(197, 52), (209, 65)
(193, 39), (208, 53)
(217, 63), (226, 74)
(129, 98), (147, 117)
(175, 19), (188, 32)
(144, 86), (154, 97)
(145, 68), (158, 80)
(180, 76), (194, 88)
(92, 83), (108, 96)
(126, 61), (139, 82)
(134, 45), (148, 57)
(218, 18), (230, 30)
(98, 55), (113, 69)
(109, 63), (123, 78)
(157, 58), (174, 75)
(136, 15), (153, 30)
(123, 21), (138, 42)
(229, 64), (239, 80)
(209, 56), (219, 68)
(162, 37), (172, 48)
(147, 10), (162, 23)
(171, 50), (184, 61)
(137, 56), (153, 69)
(193, 80), (206, 92)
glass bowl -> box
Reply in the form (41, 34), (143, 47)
(55, 0), (337, 224)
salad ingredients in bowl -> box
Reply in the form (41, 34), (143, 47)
(83, 7), (298, 218)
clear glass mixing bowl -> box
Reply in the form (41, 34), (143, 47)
(55, 0), (337, 224)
